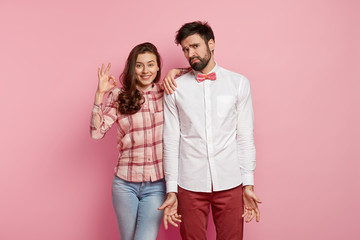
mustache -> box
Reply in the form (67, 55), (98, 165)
(189, 56), (201, 64)
(190, 56), (200, 61)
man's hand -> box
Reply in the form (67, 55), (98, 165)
(242, 185), (262, 223)
(158, 192), (181, 229)
(162, 69), (180, 95)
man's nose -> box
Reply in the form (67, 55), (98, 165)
(188, 48), (195, 58)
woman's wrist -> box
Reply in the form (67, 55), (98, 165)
(94, 91), (105, 105)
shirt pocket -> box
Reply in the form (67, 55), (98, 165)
(217, 96), (235, 117)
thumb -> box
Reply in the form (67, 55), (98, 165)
(252, 194), (262, 203)
(158, 201), (170, 210)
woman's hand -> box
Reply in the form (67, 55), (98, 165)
(242, 185), (262, 223)
(97, 63), (116, 94)
(162, 68), (181, 95)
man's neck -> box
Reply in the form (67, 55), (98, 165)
(200, 58), (216, 74)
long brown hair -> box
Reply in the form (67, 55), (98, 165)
(118, 42), (161, 114)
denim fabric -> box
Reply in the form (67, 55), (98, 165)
(111, 175), (166, 240)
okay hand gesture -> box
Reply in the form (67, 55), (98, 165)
(97, 63), (116, 94)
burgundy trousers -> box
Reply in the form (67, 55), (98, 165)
(178, 185), (244, 240)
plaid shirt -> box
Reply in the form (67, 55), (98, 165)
(90, 84), (164, 182)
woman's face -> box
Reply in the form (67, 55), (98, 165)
(135, 52), (159, 91)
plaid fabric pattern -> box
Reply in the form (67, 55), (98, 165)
(91, 84), (164, 182)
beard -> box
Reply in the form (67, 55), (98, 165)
(189, 47), (211, 71)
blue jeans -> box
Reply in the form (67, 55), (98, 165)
(111, 175), (166, 240)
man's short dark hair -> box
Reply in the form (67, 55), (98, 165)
(175, 21), (215, 45)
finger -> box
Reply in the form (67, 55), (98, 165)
(248, 209), (255, 222)
(98, 68), (101, 79)
(168, 216), (178, 227)
(158, 202), (169, 210)
(163, 215), (168, 230)
(255, 208), (260, 222)
(253, 195), (262, 203)
(171, 214), (182, 223)
(163, 81), (170, 95)
(105, 63), (111, 75)
(162, 79), (169, 95)
(245, 209), (252, 222)
(101, 64), (104, 75)
(109, 75), (116, 84)
(168, 78), (177, 91)
(242, 209), (248, 218)
(164, 78), (173, 94)
(159, 199), (173, 210)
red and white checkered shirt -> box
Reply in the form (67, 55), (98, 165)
(90, 84), (164, 182)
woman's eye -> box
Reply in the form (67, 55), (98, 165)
(136, 64), (142, 68)
(149, 63), (154, 67)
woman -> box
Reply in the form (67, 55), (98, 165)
(90, 42), (181, 240)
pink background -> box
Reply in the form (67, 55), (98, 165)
(1, 0), (359, 239)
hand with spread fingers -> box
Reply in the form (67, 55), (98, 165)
(162, 68), (180, 95)
(97, 63), (117, 94)
(158, 192), (182, 230)
(242, 185), (262, 223)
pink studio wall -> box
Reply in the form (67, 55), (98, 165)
(1, 0), (359, 239)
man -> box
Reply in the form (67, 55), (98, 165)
(159, 21), (261, 239)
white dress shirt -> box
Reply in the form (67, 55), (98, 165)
(163, 64), (256, 193)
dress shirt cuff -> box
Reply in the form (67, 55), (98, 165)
(242, 174), (254, 186)
(166, 180), (178, 193)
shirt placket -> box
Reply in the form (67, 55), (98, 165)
(144, 93), (153, 181)
(204, 80), (217, 191)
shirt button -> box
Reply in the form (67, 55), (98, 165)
(147, 158), (151, 161)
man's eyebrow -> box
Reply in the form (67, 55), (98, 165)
(182, 43), (200, 51)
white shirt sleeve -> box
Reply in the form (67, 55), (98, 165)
(163, 93), (180, 193)
(236, 77), (256, 186)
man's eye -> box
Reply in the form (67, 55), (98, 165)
(194, 45), (198, 48)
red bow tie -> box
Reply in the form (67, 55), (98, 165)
(196, 72), (217, 82)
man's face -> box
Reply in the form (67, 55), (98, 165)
(181, 34), (213, 71)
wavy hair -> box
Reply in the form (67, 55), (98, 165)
(118, 42), (161, 115)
